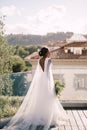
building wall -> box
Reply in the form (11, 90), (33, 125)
(52, 64), (87, 101)
(64, 47), (87, 55)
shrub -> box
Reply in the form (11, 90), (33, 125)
(12, 55), (26, 72)
(0, 96), (24, 118)
(54, 80), (65, 96)
(0, 74), (14, 96)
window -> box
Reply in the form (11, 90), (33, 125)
(74, 74), (87, 90)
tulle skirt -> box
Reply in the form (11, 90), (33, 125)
(1, 61), (69, 130)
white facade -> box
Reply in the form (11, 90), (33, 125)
(52, 65), (87, 101)
(64, 47), (87, 55)
(69, 47), (82, 54)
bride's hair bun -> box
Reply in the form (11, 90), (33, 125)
(39, 51), (43, 56)
(39, 47), (49, 56)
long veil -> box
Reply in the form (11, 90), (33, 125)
(2, 58), (68, 130)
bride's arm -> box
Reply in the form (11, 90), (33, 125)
(46, 58), (52, 73)
(46, 58), (55, 90)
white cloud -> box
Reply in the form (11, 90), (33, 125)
(5, 5), (66, 34)
(5, 24), (29, 34)
(81, 23), (87, 34)
(66, 19), (87, 34)
(1, 1), (87, 35)
(0, 5), (21, 16)
(36, 5), (66, 23)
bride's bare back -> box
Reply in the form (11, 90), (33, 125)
(39, 58), (45, 72)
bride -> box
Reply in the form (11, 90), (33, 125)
(1, 47), (69, 130)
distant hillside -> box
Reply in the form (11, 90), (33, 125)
(6, 32), (87, 46)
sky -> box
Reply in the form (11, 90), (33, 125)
(0, 0), (87, 35)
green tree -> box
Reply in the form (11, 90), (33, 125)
(15, 46), (29, 58)
(24, 45), (41, 55)
(0, 16), (14, 96)
(0, 16), (15, 74)
(12, 55), (27, 72)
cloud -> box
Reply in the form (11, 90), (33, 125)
(5, 24), (29, 34)
(0, 5), (21, 16)
(66, 19), (87, 34)
(5, 5), (66, 34)
(35, 5), (66, 23)
(82, 24), (87, 34)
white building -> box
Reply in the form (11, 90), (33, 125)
(52, 60), (87, 101)
(65, 34), (87, 55)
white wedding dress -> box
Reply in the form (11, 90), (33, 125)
(2, 57), (69, 130)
